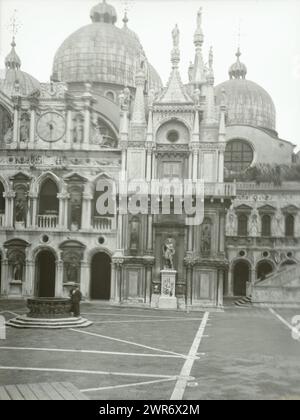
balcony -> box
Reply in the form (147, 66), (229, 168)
(37, 215), (59, 229)
(93, 216), (115, 232)
(204, 182), (236, 198)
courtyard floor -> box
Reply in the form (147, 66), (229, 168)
(0, 300), (299, 400)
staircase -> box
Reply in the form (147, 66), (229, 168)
(253, 263), (300, 307)
(234, 296), (252, 308)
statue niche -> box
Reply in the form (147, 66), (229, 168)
(201, 218), (212, 254)
(129, 217), (140, 254)
(20, 112), (30, 143)
(8, 249), (25, 282)
(69, 187), (82, 231)
(14, 184), (28, 227)
(72, 113), (84, 144)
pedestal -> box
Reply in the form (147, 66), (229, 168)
(158, 270), (178, 310)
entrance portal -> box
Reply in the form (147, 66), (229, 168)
(91, 252), (111, 300)
(36, 251), (56, 297)
(233, 261), (250, 297)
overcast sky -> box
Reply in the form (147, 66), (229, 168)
(0, 0), (299, 150)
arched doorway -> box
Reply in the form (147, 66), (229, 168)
(233, 260), (250, 297)
(90, 252), (111, 300)
(257, 260), (273, 281)
(36, 251), (56, 297)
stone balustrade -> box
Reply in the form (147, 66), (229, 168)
(37, 215), (59, 229)
(93, 216), (115, 232)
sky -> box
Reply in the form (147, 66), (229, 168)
(0, 0), (299, 150)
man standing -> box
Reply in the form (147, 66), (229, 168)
(70, 286), (82, 317)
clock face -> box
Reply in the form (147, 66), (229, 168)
(37, 112), (66, 142)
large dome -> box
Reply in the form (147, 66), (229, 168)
(52, 1), (162, 91)
(215, 50), (276, 134)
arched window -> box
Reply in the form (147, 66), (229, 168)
(105, 91), (115, 102)
(39, 179), (59, 215)
(261, 215), (272, 237)
(238, 214), (248, 236)
(285, 214), (295, 237)
(225, 140), (254, 172)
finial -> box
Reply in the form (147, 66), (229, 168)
(229, 47), (247, 79)
(172, 24), (180, 49)
(194, 7), (204, 47)
(197, 7), (203, 29)
(123, 11), (129, 27)
(5, 11), (22, 71)
(171, 24), (180, 68)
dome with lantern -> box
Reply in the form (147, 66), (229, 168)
(0, 37), (40, 97)
(215, 48), (276, 135)
(52, 1), (162, 91)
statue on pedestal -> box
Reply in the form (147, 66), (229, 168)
(226, 205), (237, 236)
(201, 219), (212, 253)
(20, 114), (30, 143)
(249, 207), (261, 237)
(162, 237), (176, 270)
(15, 197), (26, 222)
(273, 208), (284, 237)
(13, 257), (23, 281)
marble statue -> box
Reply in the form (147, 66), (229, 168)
(20, 114), (30, 142)
(249, 207), (261, 237)
(172, 24), (180, 48)
(272, 208), (284, 237)
(13, 257), (23, 281)
(226, 205), (237, 236)
(15, 198), (26, 222)
(163, 238), (176, 270)
(73, 116), (84, 144)
(201, 219), (212, 253)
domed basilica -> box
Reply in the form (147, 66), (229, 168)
(0, 1), (299, 308)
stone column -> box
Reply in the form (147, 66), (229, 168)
(219, 211), (225, 252)
(110, 263), (116, 302)
(193, 149), (198, 181)
(227, 267), (234, 297)
(24, 260), (35, 296)
(30, 193), (38, 228)
(188, 152), (193, 179)
(218, 150), (224, 183)
(3, 192), (15, 228)
(112, 259), (124, 304)
(81, 193), (93, 230)
(66, 107), (73, 145)
(188, 226), (194, 251)
(58, 193), (70, 230)
(80, 262), (90, 299)
(83, 106), (90, 145)
(217, 270), (224, 307)
(29, 107), (36, 145)
(145, 264), (153, 304)
(13, 104), (20, 144)
(147, 215), (153, 252)
(55, 259), (64, 298)
(186, 263), (193, 307)
(117, 213), (123, 250)
(0, 258), (9, 296)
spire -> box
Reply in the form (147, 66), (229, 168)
(191, 8), (206, 87)
(157, 25), (193, 104)
(5, 37), (22, 70)
(229, 47), (247, 79)
(131, 59), (146, 125)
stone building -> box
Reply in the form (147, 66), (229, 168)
(0, 1), (299, 308)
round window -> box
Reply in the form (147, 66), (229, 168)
(167, 130), (179, 143)
(98, 236), (105, 245)
(225, 140), (254, 172)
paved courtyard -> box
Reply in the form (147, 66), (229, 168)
(0, 301), (299, 400)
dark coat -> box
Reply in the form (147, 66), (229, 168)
(70, 289), (82, 303)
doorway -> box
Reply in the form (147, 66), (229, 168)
(233, 261), (250, 297)
(90, 252), (111, 300)
(36, 251), (56, 297)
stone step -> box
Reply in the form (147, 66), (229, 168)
(6, 315), (93, 329)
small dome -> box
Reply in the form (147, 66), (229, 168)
(229, 48), (247, 79)
(0, 38), (40, 97)
(215, 79), (276, 133)
(90, 1), (117, 24)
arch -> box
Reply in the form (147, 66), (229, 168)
(154, 117), (192, 143)
(90, 251), (112, 300)
(280, 259), (297, 268)
(35, 249), (56, 298)
(39, 179), (59, 216)
(0, 174), (10, 194)
(33, 171), (63, 195)
(87, 247), (113, 263)
(105, 90), (116, 102)
(256, 259), (274, 281)
(232, 259), (251, 297)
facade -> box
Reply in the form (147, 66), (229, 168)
(0, 1), (299, 308)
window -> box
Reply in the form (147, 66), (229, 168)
(285, 214), (295, 237)
(0, 182), (5, 214)
(167, 130), (179, 143)
(105, 91), (115, 102)
(225, 140), (254, 172)
(238, 214), (248, 236)
(261, 215), (272, 237)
